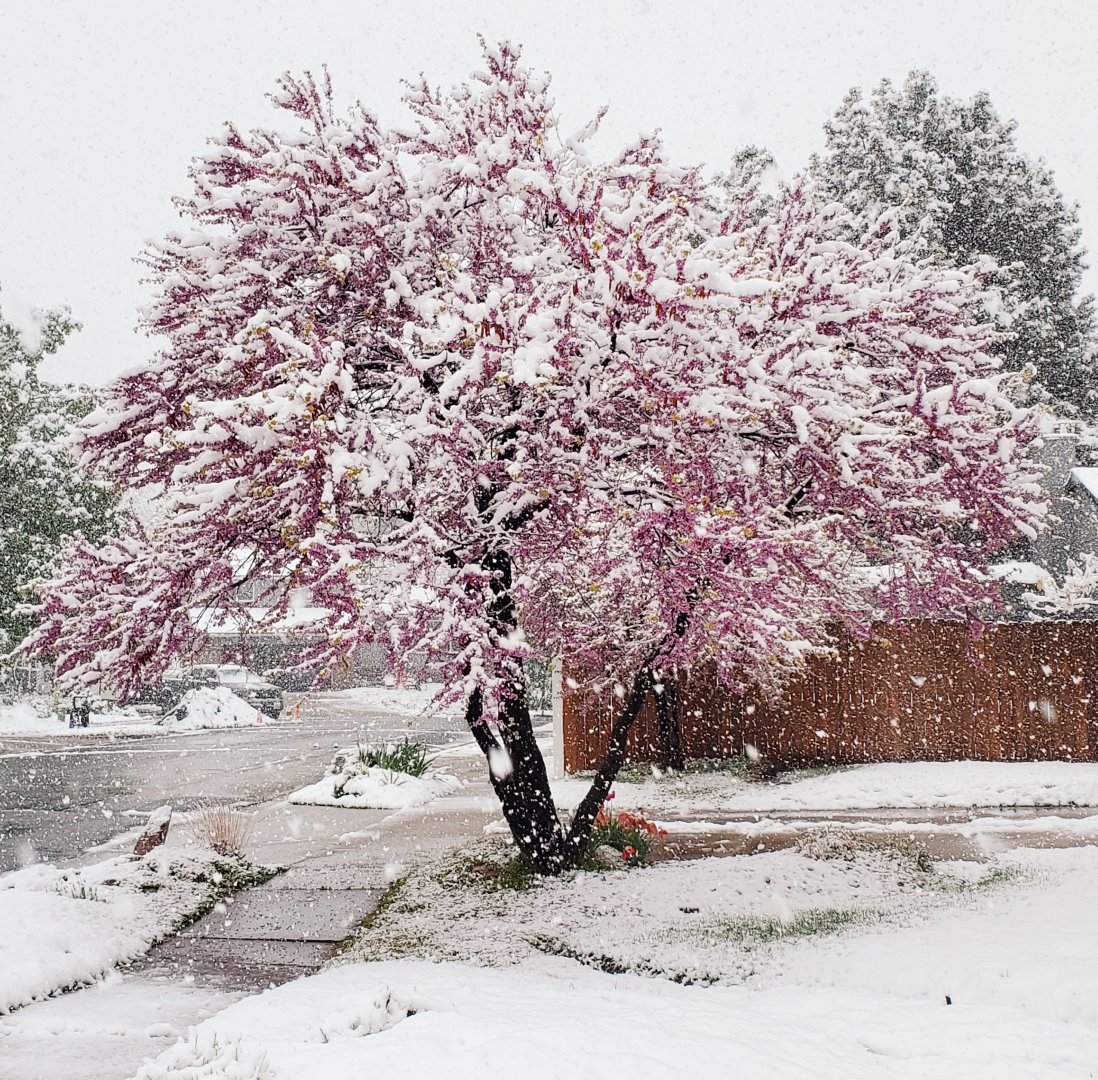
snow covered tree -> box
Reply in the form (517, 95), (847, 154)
(24, 45), (1044, 872)
(0, 298), (115, 652)
(812, 71), (1097, 417)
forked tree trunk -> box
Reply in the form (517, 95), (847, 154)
(466, 662), (656, 874)
(471, 541), (682, 873)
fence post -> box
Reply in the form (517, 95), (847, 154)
(551, 656), (565, 779)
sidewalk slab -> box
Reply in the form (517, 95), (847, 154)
(129, 937), (336, 989)
(179, 887), (384, 941)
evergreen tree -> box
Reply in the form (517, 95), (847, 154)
(812, 71), (1096, 417)
(0, 297), (115, 651)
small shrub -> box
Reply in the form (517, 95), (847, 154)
(54, 881), (100, 902)
(187, 804), (253, 856)
(347, 738), (433, 778)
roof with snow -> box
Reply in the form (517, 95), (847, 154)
(1070, 467), (1098, 503)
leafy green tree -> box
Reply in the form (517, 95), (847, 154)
(0, 298), (115, 651)
(812, 70), (1096, 417)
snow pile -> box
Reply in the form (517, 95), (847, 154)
(289, 765), (462, 810)
(0, 978), (242, 1080)
(0, 701), (53, 733)
(165, 686), (264, 730)
(553, 760), (1098, 816)
(0, 849), (269, 1013)
(0, 701), (155, 737)
(0, 690), (267, 737)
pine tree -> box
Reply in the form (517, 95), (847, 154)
(0, 298), (115, 651)
(812, 70), (1097, 417)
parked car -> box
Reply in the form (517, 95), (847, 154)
(133, 664), (284, 719)
(191, 664), (284, 718)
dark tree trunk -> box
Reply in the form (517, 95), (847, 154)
(468, 524), (691, 872)
(561, 664), (653, 865)
(655, 672), (685, 772)
(466, 684), (570, 874)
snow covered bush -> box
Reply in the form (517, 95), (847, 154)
(24, 43), (1044, 873)
(334, 738), (434, 779)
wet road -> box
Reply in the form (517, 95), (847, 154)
(0, 693), (469, 872)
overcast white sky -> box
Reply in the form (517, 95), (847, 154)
(2, 0), (1096, 385)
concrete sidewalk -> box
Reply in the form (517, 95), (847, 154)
(126, 743), (500, 989)
(0, 742), (501, 1080)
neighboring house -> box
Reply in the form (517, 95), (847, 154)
(192, 572), (430, 690)
(995, 427), (1098, 617)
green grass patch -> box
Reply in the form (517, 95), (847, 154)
(444, 851), (540, 892)
(527, 934), (719, 985)
(580, 756), (850, 786)
(165, 855), (280, 933)
(676, 907), (879, 948)
(938, 865), (1020, 894)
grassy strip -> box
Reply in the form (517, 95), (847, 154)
(163, 856), (280, 933)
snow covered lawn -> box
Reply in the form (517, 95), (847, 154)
(342, 833), (1013, 982)
(553, 760), (1098, 816)
(327, 684), (460, 718)
(0, 850), (275, 1014)
(134, 844), (1098, 1079)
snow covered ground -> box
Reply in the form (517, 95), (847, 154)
(0, 979), (243, 1080)
(341, 833), (1021, 981)
(552, 760), (1098, 816)
(0, 687), (280, 737)
(132, 843), (1098, 1079)
(0, 847), (273, 1014)
(327, 683), (461, 718)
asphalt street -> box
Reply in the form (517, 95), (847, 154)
(0, 692), (470, 872)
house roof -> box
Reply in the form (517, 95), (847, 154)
(191, 606), (331, 636)
(1070, 467), (1098, 503)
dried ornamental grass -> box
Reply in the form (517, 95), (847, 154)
(187, 805), (253, 857)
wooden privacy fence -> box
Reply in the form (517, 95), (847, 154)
(562, 619), (1098, 772)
